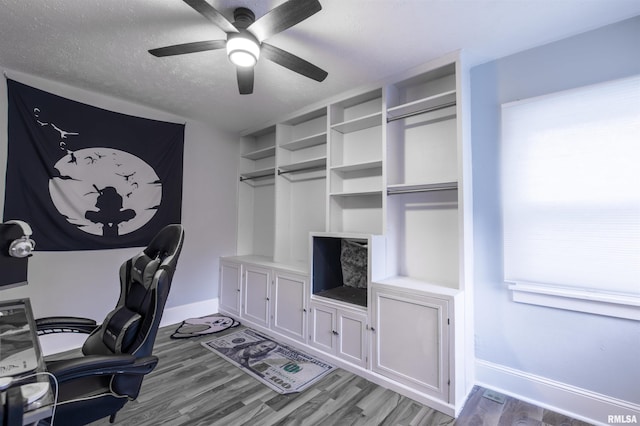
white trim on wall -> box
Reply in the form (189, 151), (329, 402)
(160, 298), (219, 328)
(475, 359), (640, 426)
(508, 282), (640, 321)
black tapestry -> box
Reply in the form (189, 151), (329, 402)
(3, 79), (184, 251)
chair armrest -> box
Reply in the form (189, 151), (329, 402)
(46, 355), (158, 383)
(36, 316), (98, 335)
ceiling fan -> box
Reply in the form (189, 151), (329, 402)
(149, 0), (328, 95)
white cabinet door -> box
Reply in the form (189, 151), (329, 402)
(219, 260), (241, 316)
(336, 309), (368, 367)
(242, 264), (271, 328)
(309, 301), (368, 367)
(372, 285), (450, 401)
(272, 271), (307, 342)
(308, 302), (336, 353)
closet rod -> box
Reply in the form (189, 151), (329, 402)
(386, 101), (456, 123)
(239, 173), (273, 182)
(387, 184), (457, 195)
(277, 165), (326, 175)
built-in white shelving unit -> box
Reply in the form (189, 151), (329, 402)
(221, 51), (473, 418)
(384, 62), (461, 288)
(274, 107), (328, 268)
(237, 126), (276, 258)
(328, 89), (384, 235)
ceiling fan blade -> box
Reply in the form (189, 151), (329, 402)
(248, 0), (321, 42)
(149, 40), (226, 57)
(261, 43), (327, 82)
(183, 0), (238, 34)
(237, 67), (254, 95)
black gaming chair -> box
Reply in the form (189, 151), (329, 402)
(35, 224), (185, 425)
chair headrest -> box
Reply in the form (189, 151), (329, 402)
(143, 224), (184, 262)
(131, 254), (161, 288)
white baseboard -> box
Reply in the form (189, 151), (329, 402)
(40, 298), (219, 356)
(475, 359), (640, 426)
(160, 298), (219, 327)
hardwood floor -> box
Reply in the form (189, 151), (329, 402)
(79, 323), (593, 426)
(454, 386), (593, 426)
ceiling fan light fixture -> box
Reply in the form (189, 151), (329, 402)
(227, 33), (260, 68)
(150, 1), (327, 94)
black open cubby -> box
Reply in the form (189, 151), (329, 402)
(312, 235), (368, 307)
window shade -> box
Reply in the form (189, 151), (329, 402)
(501, 75), (640, 300)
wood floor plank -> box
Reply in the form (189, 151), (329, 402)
(378, 397), (421, 426)
(275, 385), (335, 425)
(498, 398), (544, 426)
(356, 385), (392, 413)
(311, 382), (365, 424)
(355, 389), (402, 425)
(455, 386), (505, 426)
(204, 398), (265, 426)
(542, 411), (593, 426)
(415, 407), (456, 426)
(253, 388), (324, 426)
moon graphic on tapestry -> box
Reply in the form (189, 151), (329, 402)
(50, 148), (161, 237)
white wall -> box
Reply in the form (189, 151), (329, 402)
(470, 16), (640, 423)
(0, 69), (239, 326)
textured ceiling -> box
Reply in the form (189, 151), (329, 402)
(1, 0), (639, 133)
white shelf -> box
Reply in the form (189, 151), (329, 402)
(278, 157), (327, 174)
(387, 90), (457, 121)
(374, 276), (462, 297)
(223, 255), (308, 275)
(387, 181), (457, 194)
(240, 167), (276, 180)
(280, 132), (327, 151)
(242, 146), (276, 160)
(331, 160), (383, 173)
(331, 112), (383, 134)
(330, 190), (383, 197)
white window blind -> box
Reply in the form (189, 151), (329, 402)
(501, 75), (640, 319)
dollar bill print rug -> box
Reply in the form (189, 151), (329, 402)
(202, 328), (335, 394)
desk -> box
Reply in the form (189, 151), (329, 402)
(0, 298), (54, 425)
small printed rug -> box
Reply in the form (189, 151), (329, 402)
(171, 315), (240, 339)
(202, 328), (335, 394)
